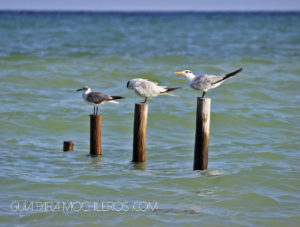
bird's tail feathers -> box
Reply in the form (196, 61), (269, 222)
(163, 93), (179, 97)
(110, 96), (125, 100)
(164, 87), (183, 93)
(107, 96), (125, 104)
(107, 100), (119, 104)
(211, 68), (242, 85)
(160, 87), (183, 95)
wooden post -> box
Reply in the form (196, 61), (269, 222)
(132, 103), (148, 162)
(90, 115), (102, 155)
(63, 141), (74, 151)
(193, 98), (211, 170)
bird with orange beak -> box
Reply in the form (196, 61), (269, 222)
(174, 68), (242, 98)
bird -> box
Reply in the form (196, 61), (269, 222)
(174, 68), (242, 98)
(126, 78), (183, 103)
(77, 86), (125, 115)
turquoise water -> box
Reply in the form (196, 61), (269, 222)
(0, 12), (300, 226)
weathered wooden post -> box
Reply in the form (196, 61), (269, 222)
(194, 98), (211, 170)
(90, 115), (102, 155)
(132, 103), (148, 162)
(63, 141), (74, 151)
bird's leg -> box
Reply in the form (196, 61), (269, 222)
(93, 106), (95, 115)
(96, 107), (98, 116)
(202, 91), (206, 98)
(143, 98), (147, 103)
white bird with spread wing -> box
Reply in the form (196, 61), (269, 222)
(175, 68), (242, 97)
(127, 78), (182, 103)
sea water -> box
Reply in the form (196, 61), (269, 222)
(0, 12), (299, 226)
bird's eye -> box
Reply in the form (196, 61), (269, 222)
(185, 71), (188, 73)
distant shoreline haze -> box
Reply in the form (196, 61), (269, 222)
(0, 0), (300, 11)
(0, 10), (300, 13)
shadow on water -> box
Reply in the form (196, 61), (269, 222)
(199, 170), (224, 177)
(86, 154), (103, 169)
(128, 162), (146, 170)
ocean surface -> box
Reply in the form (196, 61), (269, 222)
(0, 12), (299, 226)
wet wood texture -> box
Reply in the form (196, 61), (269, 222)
(90, 115), (102, 155)
(194, 98), (211, 170)
(132, 103), (148, 162)
(63, 141), (74, 151)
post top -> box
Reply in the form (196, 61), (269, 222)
(64, 141), (74, 143)
(135, 102), (148, 105)
(197, 97), (211, 100)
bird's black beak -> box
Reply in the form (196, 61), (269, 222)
(126, 81), (130, 88)
(77, 89), (82, 92)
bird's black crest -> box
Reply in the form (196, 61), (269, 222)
(127, 81), (130, 88)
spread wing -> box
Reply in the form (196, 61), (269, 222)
(190, 68), (242, 90)
(190, 75), (226, 90)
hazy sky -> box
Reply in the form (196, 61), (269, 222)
(0, 0), (300, 11)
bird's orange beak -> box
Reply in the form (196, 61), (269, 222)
(174, 72), (184, 75)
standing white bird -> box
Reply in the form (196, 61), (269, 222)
(175, 68), (242, 98)
(77, 86), (125, 115)
(126, 78), (183, 103)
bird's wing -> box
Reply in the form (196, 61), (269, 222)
(190, 75), (212, 90)
(190, 68), (242, 90)
(86, 92), (111, 104)
(205, 75), (226, 84)
(211, 68), (242, 85)
(135, 80), (166, 97)
(137, 78), (159, 85)
(191, 74), (229, 90)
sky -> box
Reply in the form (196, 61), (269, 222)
(0, 0), (300, 11)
